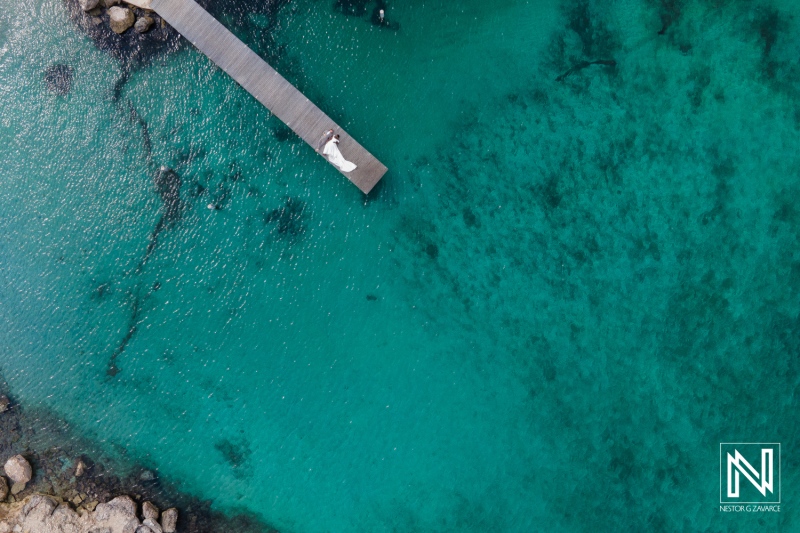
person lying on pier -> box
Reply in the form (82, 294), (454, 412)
(323, 134), (357, 173)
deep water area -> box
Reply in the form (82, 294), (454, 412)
(1, 0), (799, 531)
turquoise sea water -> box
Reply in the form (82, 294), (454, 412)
(1, 0), (800, 530)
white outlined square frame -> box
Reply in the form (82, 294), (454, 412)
(720, 443), (781, 504)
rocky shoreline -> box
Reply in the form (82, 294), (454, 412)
(1, 492), (177, 533)
(1, 450), (178, 533)
(0, 383), (276, 533)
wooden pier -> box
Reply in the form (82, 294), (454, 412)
(146, 0), (387, 193)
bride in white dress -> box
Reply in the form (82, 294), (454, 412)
(322, 134), (357, 173)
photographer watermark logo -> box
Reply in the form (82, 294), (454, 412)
(720, 443), (780, 507)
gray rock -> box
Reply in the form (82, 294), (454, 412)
(22, 494), (58, 517)
(134, 16), (153, 33)
(0, 477), (7, 501)
(142, 501), (159, 521)
(160, 508), (177, 533)
(135, 527), (155, 533)
(143, 518), (163, 533)
(108, 6), (135, 34)
(95, 495), (138, 523)
(0, 396), (9, 413)
(3, 455), (31, 484)
(102, 0), (121, 6)
(108, 495), (137, 516)
(78, 0), (99, 11)
(139, 470), (156, 481)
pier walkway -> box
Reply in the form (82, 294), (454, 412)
(147, 0), (387, 193)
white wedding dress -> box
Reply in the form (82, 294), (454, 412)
(323, 138), (357, 173)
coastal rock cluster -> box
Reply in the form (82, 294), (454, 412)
(65, 0), (181, 66)
(0, 450), (179, 533)
(0, 386), (273, 533)
(79, 0), (154, 35)
(0, 493), (179, 533)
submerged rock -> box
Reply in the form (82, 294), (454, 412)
(3, 455), (31, 485)
(161, 508), (178, 533)
(134, 16), (154, 33)
(43, 64), (73, 95)
(265, 197), (306, 238)
(75, 459), (86, 477)
(78, 0), (99, 11)
(109, 6), (135, 34)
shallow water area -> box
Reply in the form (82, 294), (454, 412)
(1, 0), (800, 532)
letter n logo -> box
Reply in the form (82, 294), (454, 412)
(720, 443), (780, 504)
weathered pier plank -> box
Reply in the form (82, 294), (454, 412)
(149, 0), (387, 193)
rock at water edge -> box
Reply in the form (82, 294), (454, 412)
(79, 0), (100, 11)
(134, 16), (154, 33)
(3, 455), (32, 484)
(143, 518), (163, 533)
(161, 508), (178, 533)
(142, 501), (159, 521)
(109, 6), (135, 34)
